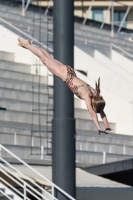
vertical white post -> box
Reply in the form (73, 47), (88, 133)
(117, 7), (130, 33)
(31, 135), (34, 146)
(132, 101), (133, 135)
(111, 1), (114, 37)
(83, 0), (95, 25)
(123, 140), (126, 155)
(109, 145), (112, 153)
(24, 183), (26, 200)
(25, 0), (32, 13)
(94, 137), (97, 152)
(52, 185), (55, 200)
(129, 100), (133, 135)
(14, 131), (17, 145)
(123, 145), (126, 155)
(80, 142), (82, 151)
(41, 146), (44, 160)
(86, 142), (88, 151)
(100, 3), (112, 29)
(103, 152), (106, 164)
(109, 138), (112, 153)
(0, 145), (1, 157)
(94, 142), (97, 152)
(22, 0), (25, 16)
(44, 0), (53, 16)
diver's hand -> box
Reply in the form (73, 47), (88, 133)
(98, 129), (109, 135)
(104, 128), (113, 131)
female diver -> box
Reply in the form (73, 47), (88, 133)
(18, 37), (112, 135)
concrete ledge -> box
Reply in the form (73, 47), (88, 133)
(0, 51), (14, 62)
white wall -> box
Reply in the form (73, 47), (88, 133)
(94, 50), (133, 101)
(111, 50), (133, 74)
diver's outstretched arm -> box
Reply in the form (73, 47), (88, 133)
(84, 96), (107, 133)
(100, 111), (112, 131)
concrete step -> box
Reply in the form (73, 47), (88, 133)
(76, 140), (133, 155)
(76, 132), (133, 147)
(0, 12), (51, 32)
(0, 68), (48, 85)
(0, 96), (104, 131)
(76, 150), (133, 164)
(0, 87), (51, 104)
(0, 110), (103, 131)
(0, 51), (14, 62)
(0, 109), (53, 126)
(0, 97), (53, 114)
(75, 23), (132, 43)
(0, 60), (31, 73)
(0, 76), (51, 93)
(0, 97), (93, 120)
(1, 130), (132, 155)
(0, 3), (48, 19)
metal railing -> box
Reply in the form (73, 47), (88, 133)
(0, 123), (133, 157)
(110, 43), (133, 59)
(0, 124), (52, 159)
(0, 167), (52, 200)
(0, 189), (13, 200)
(83, 0), (133, 37)
(0, 144), (76, 200)
(76, 138), (133, 155)
(76, 150), (133, 164)
(0, 175), (30, 200)
(0, 17), (53, 53)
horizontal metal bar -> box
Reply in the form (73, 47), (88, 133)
(0, 124), (47, 132)
(32, 108), (53, 111)
(31, 130), (52, 133)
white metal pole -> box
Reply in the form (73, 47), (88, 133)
(111, 1), (114, 37)
(132, 101), (133, 135)
(44, 0), (53, 16)
(24, 0), (32, 13)
(14, 130), (17, 145)
(83, 0), (95, 25)
(100, 3), (112, 29)
(129, 100), (133, 135)
(52, 185), (55, 200)
(103, 152), (106, 164)
(41, 146), (44, 160)
(117, 6), (131, 33)
(0, 146), (1, 157)
(24, 183), (27, 200)
(123, 144), (126, 155)
(31, 134), (34, 146)
(22, 0), (25, 16)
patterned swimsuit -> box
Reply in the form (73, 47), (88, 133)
(64, 66), (91, 99)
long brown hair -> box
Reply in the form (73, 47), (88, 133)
(92, 77), (105, 113)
